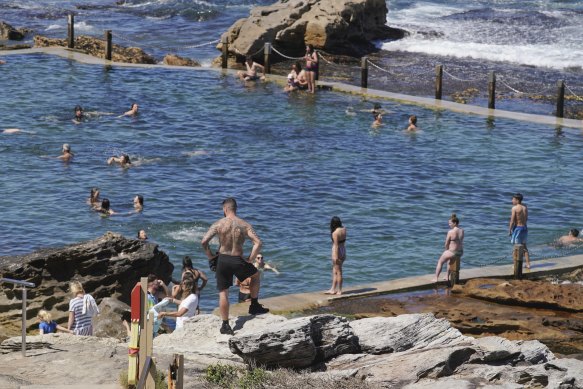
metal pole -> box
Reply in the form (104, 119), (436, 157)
(22, 286), (27, 357)
(263, 43), (271, 74)
(488, 71), (496, 110)
(361, 57), (368, 89)
(67, 14), (75, 49)
(435, 65), (443, 100)
(221, 36), (228, 69)
(556, 80), (565, 118)
(105, 30), (112, 61)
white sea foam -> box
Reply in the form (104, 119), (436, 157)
(45, 24), (61, 31)
(167, 226), (218, 245)
(75, 21), (97, 33)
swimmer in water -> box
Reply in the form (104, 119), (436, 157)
(58, 143), (74, 162)
(133, 195), (144, 212)
(107, 154), (131, 167)
(0, 60), (5, 65)
(138, 229), (148, 240)
(407, 115), (418, 131)
(95, 198), (116, 216)
(122, 103), (139, 117)
(557, 228), (583, 246)
(2, 128), (21, 134)
(88, 187), (100, 206)
(73, 105), (84, 124)
(372, 113), (383, 128)
(254, 254), (279, 274)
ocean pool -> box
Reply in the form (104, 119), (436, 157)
(1, 53), (583, 311)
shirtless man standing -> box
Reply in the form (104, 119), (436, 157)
(509, 193), (530, 268)
(201, 197), (269, 335)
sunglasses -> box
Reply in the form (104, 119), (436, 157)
(257, 256), (263, 260)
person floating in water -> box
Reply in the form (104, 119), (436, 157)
(138, 229), (148, 240)
(58, 143), (74, 162)
(325, 216), (346, 295)
(434, 213), (464, 283)
(509, 192), (530, 269)
(107, 154), (131, 168)
(237, 56), (265, 82)
(133, 195), (144, 212)
(372, 113), (383, 128)
(557, 228), (582, 246)
(407, 115), (418, 131)
(122, 103), (139, 117)
(201, 197), (269, 335)
(73, 105), (84, 124)
(95, 198), (116, 216)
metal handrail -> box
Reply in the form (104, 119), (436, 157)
(0, 278), (36, 357)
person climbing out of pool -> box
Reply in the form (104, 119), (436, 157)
(122, 103), (139, 117)
(201, 197), (269, 335)
(407, 115), (418, 131)
(509, 192), (530, 269)
(107, 154), (131, 168)
(58, 143), (74, 162)
(237, 56), (265, 82)
(434, 213), (464, 283)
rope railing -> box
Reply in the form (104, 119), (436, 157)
(112, 31), (219, 51)
(497, 76), (527, 95)
(442, 67), (485, 83)
(565, 83), (583, 101)
(270, 45), (303, 61)
(366, 58), (409, 78)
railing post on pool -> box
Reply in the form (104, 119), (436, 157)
(513, 244), (524, 279)
(221, 36), (229, 69)
(361, 57), (368, 89)
(263, 42), (271, 74)
(67, 14), (75, 49)
(556, 80), (565, 118)
(435, 64), (443, 100)
(449, 255), (461, 286)
(105, 30), (112, 61)
(488, 71), (496, 109)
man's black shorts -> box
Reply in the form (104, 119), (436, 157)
(216, 254), (257, 291)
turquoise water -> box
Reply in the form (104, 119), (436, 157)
(2, 54), (583, 311)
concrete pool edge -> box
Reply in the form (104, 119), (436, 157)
(2, 47), (582, 130)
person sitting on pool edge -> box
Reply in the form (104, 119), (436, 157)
(107, 154), (131, 168)
(237, 56), (265, 82)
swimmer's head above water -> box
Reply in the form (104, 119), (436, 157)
(74, 105), (83, 118)
(62, 143), (71, 152)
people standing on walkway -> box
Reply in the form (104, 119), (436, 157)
(434, 213), (464, 283)
(304, 44), (318, 94)
(201, 197), (269, 335)
(326, 216), (346, 295)
(509, 193), (530, 268)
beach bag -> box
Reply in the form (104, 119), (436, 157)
(81, 294), (100, 317)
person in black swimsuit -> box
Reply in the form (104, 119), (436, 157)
(326, 216), (347, 295)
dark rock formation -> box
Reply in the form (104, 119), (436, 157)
(0, 21), (29, 41)
(217, 0), (407, 63)
(163, 54), (200, 67)
(0, 232), (173, 336)
(93, 297), (131, 339)
(33, 35), (157, 64)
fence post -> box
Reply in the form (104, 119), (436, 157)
(488, 71), (496, 109)
(263, 42), (271, 74)
(361, 57), (368, 89)
(435, 65), (443, 100)
(105, 30), (112, 61)
(513, 244), (524, 279)
(448, 256), (460, 286)
(21, 286), (27, 357)
(556, 80), (565, 118)
(221, 36), (228, 69)
(67, 14), (75, 49)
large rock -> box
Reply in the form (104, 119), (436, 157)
(228, 314), (360, 368)
(163, 54), (200, 67)
(350, 313), (469, 354)
(33, 35), (157, 64)
(219, 0), (406, 60)
(0, 21), (27, 41)
(93, 298), (131, 339)
(0, 232), (173, 336)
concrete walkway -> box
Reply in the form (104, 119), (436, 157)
(230, 254), (583, 316)
(1, 47), (583, 129)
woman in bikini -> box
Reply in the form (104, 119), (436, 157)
(434, 213), (464, 283)
(326, 216), (346, 295)
(304, 44), (318, 94)
(172, 256), (207, 314)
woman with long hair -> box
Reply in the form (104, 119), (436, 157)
(67, 281), (95, 336)
(326, 216), (346, 295)
(434, 213), (464, 283)
(304, 44), (318, 94)
(159, 278), (198, 330)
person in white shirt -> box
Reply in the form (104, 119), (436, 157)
(159, 278), (197, 330)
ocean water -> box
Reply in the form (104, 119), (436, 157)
(2, 54), (583, 312)
(2, 1), (583, 310)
